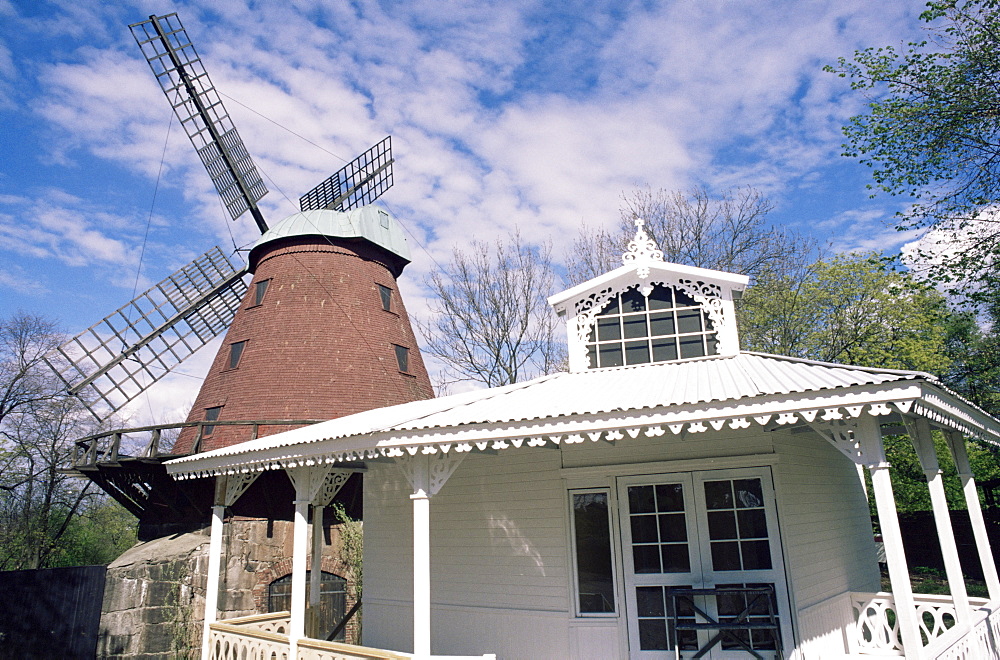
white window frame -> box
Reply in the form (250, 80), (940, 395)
(568, 486), (620, 618)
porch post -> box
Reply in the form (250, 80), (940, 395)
(201, 473), (258, 660)
(858, 416), (924, 656)
(945, 431), (1000, 600)
(411, 455), (432, 660)
(908, 419), (970, 621)
(310, 504), (324, 637)
(289, 485), (310, 656)
(201, 478), (226, 660)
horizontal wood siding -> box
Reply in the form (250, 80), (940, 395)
(770, 429), (880, 614)
(363, 447), (572, 657)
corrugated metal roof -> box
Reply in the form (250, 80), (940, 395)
(167, 352), (940, 468)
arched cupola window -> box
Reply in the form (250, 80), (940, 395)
(586, 283), (719, 369)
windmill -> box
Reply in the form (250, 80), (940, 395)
(53, 13), (433, 536)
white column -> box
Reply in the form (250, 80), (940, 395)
(858, 416), (924, 656)
(310, 504), (324, 638)
(412, 490), (431, 659)
(945, 432), (1000, 600)
(289, 495), (310, 656)
(408, 453), (432, 660)
(909, 419), (970, 621)
(201, 503), (225, 660)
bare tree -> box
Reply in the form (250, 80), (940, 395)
(567, 187), (816, 284)
(418, 231), (565, 389)
(0, 312), (133, 569)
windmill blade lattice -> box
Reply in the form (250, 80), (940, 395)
(46, 246), (248, 419)
(300, 136), (394, 212)
(130, 13), (269, 231)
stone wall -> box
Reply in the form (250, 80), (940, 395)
(98, 518), (358, 658)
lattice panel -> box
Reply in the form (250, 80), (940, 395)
(46, 246), (248, 418)
(299, 136), (394, 212)
(130, 13), (268, 221)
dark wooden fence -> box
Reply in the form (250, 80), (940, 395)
(0, 565), (106, 658)
(895, 509), (1000, 580)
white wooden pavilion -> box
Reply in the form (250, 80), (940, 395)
(167, 223), (1000, 659)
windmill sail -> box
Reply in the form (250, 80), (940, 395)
(130, 13), (269, 232)
(300, 136), (394, 212)
(46, 246), (248, 418)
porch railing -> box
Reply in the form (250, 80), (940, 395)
(208, 613), (497, 660)
(797, 591), (1000, 658)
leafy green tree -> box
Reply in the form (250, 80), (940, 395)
(939, 296), (1000, 415)
(739, 253), (952, 374)
(827, 0), (1000, 302)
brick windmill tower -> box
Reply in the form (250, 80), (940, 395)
(48, 13), (433, 653)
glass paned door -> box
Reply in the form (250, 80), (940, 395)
(618, 469), (788, 659)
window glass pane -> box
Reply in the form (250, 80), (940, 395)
(636, 586), (664, 617)
(625, 340), (650, 365)
(572, 492), (615, 613)
(658, 514), (687, 542)
(628, 485), (656, 513)
(623, 315), (647, 339)
(638, 619), (668, 651)
(633, 545), (661, 573)
(394, 345), (409, 372)
(711, 541), (742, 571)
(737, 510), (768, 538)
(651, 338), (678, 362)
(598, 344), (623, 367)
(734, 479), (765, 508)
(631, 514), (659, 543)
(229, 341), (246, 369)
(675, 289), (697, 306)
(648, 285), (673, 310)
(679, 336), (705, 359)
(597, 317), (621, 341)
(708, 511), (738, 539)
(255, 279), (270, 305)
(661, 544), (691, 573)
(378, 284), (392, 311)
(704, 481), (733, 509)
(655, 483), (685, 511)
(649, 312), (674, 336)
(741, 540), (773, 570)
(621, 287), (646, 312)
(204, 406), (221, 436)
(677, 309), (703, 334)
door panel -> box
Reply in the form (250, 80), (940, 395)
(618, 468), (788, 659)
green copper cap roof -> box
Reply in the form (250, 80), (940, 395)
(253, 206), (411, 262)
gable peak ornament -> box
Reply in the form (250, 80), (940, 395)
(622, 217), (664, 279)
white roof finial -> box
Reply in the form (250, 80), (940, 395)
(622, 216), (663, 277)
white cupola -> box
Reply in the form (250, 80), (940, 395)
(549, 219), (749, 372)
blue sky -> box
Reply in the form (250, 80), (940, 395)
(0, 0), (930, 419)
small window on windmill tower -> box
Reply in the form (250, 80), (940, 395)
(394, 344), (410, 373)
(377, 284), (393, 312)
(229, 340), (247, 369)
(378, 209), (390, 229)
(203, 406), (222, 436)
(254, 279), (270, 306)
